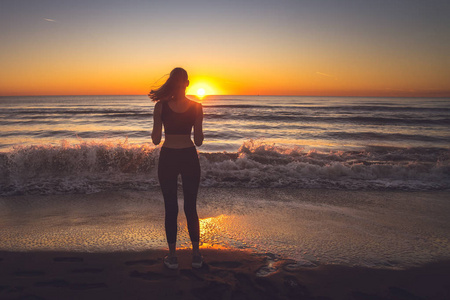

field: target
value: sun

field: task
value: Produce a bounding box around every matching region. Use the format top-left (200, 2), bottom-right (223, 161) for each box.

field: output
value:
top-left (197, 88), bottom-right (206, 98)
top-left (186, 80), bottom-right (218, 98)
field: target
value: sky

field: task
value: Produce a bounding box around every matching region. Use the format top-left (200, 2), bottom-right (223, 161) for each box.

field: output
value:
top-left (0, 0), bottom-right (449, 97)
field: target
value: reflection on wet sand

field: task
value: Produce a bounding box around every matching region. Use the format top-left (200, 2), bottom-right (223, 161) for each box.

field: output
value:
top-left (1, 188), bottom-right (450, 269)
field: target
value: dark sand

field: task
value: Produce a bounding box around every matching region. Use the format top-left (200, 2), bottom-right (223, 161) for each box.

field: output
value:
top-left (1, 249), bottom-right (449, 300)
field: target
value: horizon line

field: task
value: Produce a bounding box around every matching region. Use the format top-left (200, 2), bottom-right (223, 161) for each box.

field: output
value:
top-left (1, 94), bottom-right (450, 98)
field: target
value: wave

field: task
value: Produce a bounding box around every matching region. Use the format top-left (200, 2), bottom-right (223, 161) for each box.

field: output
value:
top-left (4, 112), bottom-right (448, 127)
top-left (1, 140), bottom-right (449, 195)
top-left (2, 110), bottom-right (153, 119)
top-left (204, 104), bottom-right (450, 113)
top-left (4, 105), bottom-right (449, 127)
top-left (204, 113), bottom-right (450, 126)
top-left (2, 108), bottom-right (147, 115)
top-left (5, 104), bottom-right (450, 115)
top-left (324, 132), bottom-right (450, 142)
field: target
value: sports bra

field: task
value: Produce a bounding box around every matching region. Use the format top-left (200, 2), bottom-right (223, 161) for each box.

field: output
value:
top-left (161, 101), bottom-right (198, 135)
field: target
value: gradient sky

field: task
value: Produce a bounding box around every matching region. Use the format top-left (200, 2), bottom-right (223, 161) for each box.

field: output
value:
top-left (1, 0), bottom-right (449, 97)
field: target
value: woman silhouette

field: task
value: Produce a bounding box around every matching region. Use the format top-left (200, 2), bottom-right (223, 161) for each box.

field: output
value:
top-left (149, 68), bottom-right (204, 269)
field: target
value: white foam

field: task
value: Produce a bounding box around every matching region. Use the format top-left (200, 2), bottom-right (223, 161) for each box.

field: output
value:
top-left (1, 139), bottom-right (448, 195)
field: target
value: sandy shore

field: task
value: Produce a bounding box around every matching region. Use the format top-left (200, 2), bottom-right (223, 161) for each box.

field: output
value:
top-left (2, 189), bottom-right (450, 268)
top-left (1, 188), bottom-right (450, 299)
top-left (1, 249), bottom-right (449, 300)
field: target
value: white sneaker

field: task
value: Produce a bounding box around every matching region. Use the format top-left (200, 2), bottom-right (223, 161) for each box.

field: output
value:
top-left (164, 256), bottom-right (178, 270)
top-left (192, 255), bottom-right (203, 269)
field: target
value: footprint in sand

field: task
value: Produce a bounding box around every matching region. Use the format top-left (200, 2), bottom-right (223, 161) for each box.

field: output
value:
top-left (283, 259), bottom-right (317, 272)
top-left (255, 266), bottom-right (278, 277)
top-left (255, 253), bottom-right (282, 277)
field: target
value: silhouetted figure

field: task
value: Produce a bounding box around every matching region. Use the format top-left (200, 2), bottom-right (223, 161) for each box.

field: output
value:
top-left (149, 68), bottom-right (204, 269)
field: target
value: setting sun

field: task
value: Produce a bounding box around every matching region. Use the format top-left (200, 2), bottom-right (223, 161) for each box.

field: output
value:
top-left (187, 79), bottom-right (220, 97)
top-left (197, 88), bottom-right (205, 98)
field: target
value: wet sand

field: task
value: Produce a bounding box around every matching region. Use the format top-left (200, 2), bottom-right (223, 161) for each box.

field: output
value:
top-left (1, 249), bottom-right (449, 300)
top-left (1, 189), bottom-right (450, 268)
top-left (1, 188), bottom-right (450, 299)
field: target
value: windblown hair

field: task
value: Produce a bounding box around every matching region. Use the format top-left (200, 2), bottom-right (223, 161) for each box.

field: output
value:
top-left (148, 68), bottom-right (188, 102)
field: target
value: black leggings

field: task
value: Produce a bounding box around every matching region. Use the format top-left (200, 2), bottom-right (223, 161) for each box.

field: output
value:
top-left (158, 146), bottom-right (200, 244)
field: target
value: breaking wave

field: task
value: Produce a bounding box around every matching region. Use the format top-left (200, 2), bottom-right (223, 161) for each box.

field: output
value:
top-left (1, 140), bottom-right (449, 195)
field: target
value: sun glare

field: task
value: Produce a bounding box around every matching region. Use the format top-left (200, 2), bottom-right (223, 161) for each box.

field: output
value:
top-left (186, 79), bottom-right (219, 98)
top-left (197, 88), bottom-right (206, 98)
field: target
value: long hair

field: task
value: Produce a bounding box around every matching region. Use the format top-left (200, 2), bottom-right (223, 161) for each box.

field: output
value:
top-left (148, 68), bottom-right (188, 102)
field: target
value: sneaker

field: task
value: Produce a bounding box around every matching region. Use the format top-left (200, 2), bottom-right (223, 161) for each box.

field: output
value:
top-left (163, 256), bottom-right (178, 270)
top-left (192, 255), bottom-right (203, 269)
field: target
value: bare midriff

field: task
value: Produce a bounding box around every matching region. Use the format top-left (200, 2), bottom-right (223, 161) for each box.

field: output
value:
top-left (162, 134), bottom-right (195, 149)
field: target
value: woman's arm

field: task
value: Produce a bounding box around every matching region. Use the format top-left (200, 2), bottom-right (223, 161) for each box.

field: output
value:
top-left (151, 102), bottom-right (162, 145)
top-left (193, 103), bottom-right (204, 147)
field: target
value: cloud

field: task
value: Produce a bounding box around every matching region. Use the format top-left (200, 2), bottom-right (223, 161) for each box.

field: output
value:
top-left (316, 72), bottom-right (333, 77)
top-left (44, 18), bottom-right (57, 22)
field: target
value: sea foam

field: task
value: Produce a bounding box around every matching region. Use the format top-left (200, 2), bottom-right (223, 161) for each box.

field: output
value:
top-left (0, 139), bottom-right (449, 195)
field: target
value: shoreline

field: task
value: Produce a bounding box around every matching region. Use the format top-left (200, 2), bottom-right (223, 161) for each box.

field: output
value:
top-left (1, 249), bottom-right (450, 300)
top-left (2, 188), bottom-right (450, 298)
top-left (1, 188), bottom-right (450, 268)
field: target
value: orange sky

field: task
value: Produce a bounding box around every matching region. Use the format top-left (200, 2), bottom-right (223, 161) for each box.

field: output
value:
top-left (1, 1), bottom-right (449, 97)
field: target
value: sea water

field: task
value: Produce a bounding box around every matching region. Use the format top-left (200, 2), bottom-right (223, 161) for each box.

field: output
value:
top-left (0, 95), bottom-right (449, 195)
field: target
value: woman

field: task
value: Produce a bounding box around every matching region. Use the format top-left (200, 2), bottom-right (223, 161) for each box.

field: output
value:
top-left (149, 68), bottom-right (204, 269)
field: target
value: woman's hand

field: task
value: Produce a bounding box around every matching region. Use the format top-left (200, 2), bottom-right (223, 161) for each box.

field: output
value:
top-left (193, 103), bottom-right (204, 147)
top-left (151, 102), bottom-right (162, 145)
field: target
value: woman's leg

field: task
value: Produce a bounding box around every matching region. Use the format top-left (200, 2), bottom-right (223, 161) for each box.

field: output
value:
top-left (158, 148), bottom-right (179, 254)
top-left (180, 147), bottom-right (201, 254)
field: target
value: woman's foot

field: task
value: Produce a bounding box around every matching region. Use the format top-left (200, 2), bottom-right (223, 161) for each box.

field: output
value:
top-left (192, 254), bottom-right (203, 269)
top-left (163, 255), bottom-right (178, 270)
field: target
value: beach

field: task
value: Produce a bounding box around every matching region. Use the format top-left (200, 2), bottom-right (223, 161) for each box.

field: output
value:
top-left (1, 188), bottom-right (450, 299)
top-left (2, 0), bottom-right (450, 296)
top-left (1, 95), bottom-right (449, 299)
top-left (2, 249), bottom-right (450, 300)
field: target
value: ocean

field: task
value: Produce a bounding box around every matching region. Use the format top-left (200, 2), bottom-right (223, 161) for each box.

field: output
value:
top-left (1, 95), bottom-right (450, 268)
top-left (0, 95), bottom-right (449, 195)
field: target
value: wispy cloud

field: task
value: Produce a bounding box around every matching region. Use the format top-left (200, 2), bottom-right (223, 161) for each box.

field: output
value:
top-left (316, 72), bottom-right (333, 77)
top-left (44, 18), bottom-right (57, 22)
